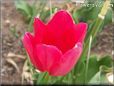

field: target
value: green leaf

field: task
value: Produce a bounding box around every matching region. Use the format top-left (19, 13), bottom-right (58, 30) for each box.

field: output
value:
top-left (89, 71), bottom-right (109, 84)
top-left (100, 65), bottom-right (112, 73)
top-left (86, 56), bottom-right (100, 82)
top-left (89, 71), bottom-right (101, 84)
top-left (74, 55), bottom-right (112, 84)
top-left (74, 56), bottom-right (100, 84)
top-left (104, 8), bottom-right (113, 25)
top-left (74, 60), bottom-right (85, 84)
top-left (89, 65), bottom-right (111, 84)
top-left (86, 55), bottom-right (112, 83)
top-left (15, 0), bottom-right (33, 22)
top-left (98, 55), bottom-right (113, 67)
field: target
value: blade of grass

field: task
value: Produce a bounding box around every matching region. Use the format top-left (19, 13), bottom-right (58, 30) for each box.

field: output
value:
top-left (84, 36), bottom-right (92, 84)
top-left (49, 0), bottom-right (52, 17)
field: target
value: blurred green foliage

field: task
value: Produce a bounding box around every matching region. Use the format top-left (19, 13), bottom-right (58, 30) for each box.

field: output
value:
top-left (15, 0), bottom-right (34, 22)
top-left (74, 55), bottom-right (113, 84)
top-left (15, 0), bottom-right (113, 85)
top-left (15, 0), bottom-right (58, 32)
top-left (72, 0), bottom-right (113, 26)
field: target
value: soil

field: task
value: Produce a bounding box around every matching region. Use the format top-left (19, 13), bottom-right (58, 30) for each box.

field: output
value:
top-left (1, 0), bottom-right (28, 84)
top-left (91, 24), bottom-right (114, 57)
top-left (0, 0), bottom-right (113, 85)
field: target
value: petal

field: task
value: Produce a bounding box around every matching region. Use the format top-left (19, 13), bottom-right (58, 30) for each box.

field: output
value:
top-left (47, 10), bottom-right (74, 29)
top-left (74, 23), bottom-right (88, 43)
top-left (50, 42), bottom-right (82, 76)
top-left (33, 18), bottom-right (46, 43)
top-left (22, 32), bottom-right (44, 71)
top-left (42, 10), bottom-right (77, 53)
top-left (35, 44), bottom-right (62, 72)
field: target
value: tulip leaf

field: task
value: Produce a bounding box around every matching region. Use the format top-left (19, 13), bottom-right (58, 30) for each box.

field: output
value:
top-left (85, 56), bottom-right (100, 82)
top-left (89, 65), bottom-right (111, 84)
top-left (74, 55), bottom-right (112, 84)
top-left (66, 72), bottom-right (73, 84)
top-left (88, 71), bottom-right (109, 84)
top-left (86, 55), bottom-right (112, 83)
top-left (74, 60), bottom-right (85, 84)
top-left (74, 56), bottom-right (99, 84)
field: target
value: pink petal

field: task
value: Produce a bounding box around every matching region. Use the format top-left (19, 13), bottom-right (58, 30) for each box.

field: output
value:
top-left (33, 11), bottom-right (87, 54)
top-left (47, 10), bottom-right (74, 29)
top-left (74, 23), bottom-right (88, 43)
top-left (35, 44), bottom-right (62, 72)
top-left (33, 18), bottom-right (46, 43)
top-left (22, 32), bottom-right (45, 71)
top-left (50, 42), bottom-right (82, 76)
top-left (42, 10), bottom-right (77, 53)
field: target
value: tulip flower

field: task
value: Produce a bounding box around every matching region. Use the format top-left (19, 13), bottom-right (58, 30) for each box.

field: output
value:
top-left (22, 10), bottom-right (87, 76)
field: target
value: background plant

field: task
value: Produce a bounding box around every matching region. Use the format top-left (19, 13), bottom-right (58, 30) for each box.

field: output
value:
top-left (15, 0), bottom-right (113, 85)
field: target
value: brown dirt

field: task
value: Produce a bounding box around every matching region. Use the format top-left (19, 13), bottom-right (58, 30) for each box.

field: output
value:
top-left (1, 0), bottom-right (28, 84)
top-left (91, 24), bottom-right (114, 57)
top-left (1, 0), bottom-right (113, 85)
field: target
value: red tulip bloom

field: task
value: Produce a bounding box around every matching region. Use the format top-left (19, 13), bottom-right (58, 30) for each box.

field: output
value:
top-left (22, 10), bottom-right (87, 76)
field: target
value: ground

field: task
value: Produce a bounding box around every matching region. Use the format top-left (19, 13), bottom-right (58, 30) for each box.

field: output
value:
top-left (1, 0), bottom-right (113, 84)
